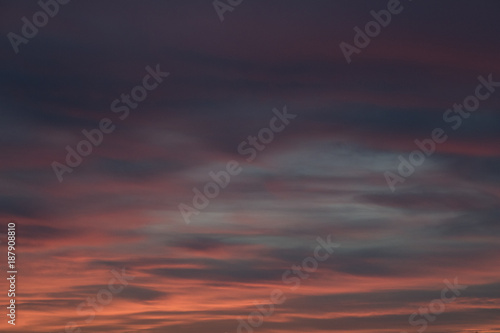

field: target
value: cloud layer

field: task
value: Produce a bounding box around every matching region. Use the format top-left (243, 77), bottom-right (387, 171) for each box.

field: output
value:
top-left (0, 0), bottom-right (499, 332)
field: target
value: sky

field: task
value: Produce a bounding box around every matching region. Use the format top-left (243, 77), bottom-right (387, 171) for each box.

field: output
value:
top-left (0, 0), bottom-right (500, 332)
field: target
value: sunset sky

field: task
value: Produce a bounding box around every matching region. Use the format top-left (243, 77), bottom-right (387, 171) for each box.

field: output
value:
top-left (1, 1), bottom-right (500, 332)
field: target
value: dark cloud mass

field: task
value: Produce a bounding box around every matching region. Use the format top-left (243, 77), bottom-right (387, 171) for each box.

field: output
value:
top-left (0, 0), bottom-right (499, 332)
